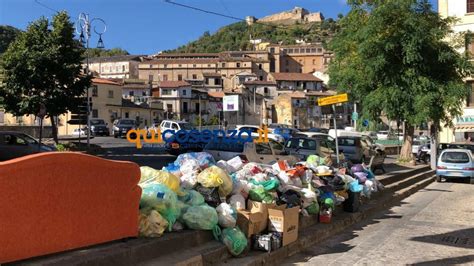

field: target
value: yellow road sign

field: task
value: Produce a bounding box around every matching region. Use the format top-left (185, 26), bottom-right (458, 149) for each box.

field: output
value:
top-left (317, 93), bottom-right (349, 106)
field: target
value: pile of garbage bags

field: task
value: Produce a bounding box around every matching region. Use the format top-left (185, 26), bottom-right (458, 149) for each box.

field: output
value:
top-left (137, 152), bottom-right (384, 256)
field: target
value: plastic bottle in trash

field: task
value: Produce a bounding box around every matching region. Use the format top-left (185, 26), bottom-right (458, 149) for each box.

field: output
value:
top-left (304, 170), bottom-right (313, 185)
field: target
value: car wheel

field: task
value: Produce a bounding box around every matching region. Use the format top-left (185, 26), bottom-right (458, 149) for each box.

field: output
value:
top-left (436, 176), bottom-right (442, 182)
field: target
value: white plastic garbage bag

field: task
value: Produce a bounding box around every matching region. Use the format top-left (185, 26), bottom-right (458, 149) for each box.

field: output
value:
top-left (180, 171), bottom-right (198, 189)
top-left (180, 158), bottom-right (201, 173)
top-left (227, 156), bottom-right (244, 172)
top-left (229, 194), bottom-right (246, 210)
top-left (216, 203), bottom-right (237, 228)
top-left (216, 160), bottom-right (234, 174)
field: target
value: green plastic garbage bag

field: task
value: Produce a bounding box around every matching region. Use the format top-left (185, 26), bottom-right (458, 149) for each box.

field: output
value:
top-left (323, 198), bottom-right (335, 210)
top-left (176, 200), bottom-right (190, 224)
top-left (140, 183), bottom-right (179, 231)
top-left (249, 179), bottom-right (280, 191)
top-left (221, 227), bottom-right (248, 256)
top-left (306, 155), bottom-right (326, 167)
top-left (306, 201), bottom-right (320, 215)
top-left (248, 187), bottom-right (274, 203)
top-left (182, 204), bottom-right (221, 239)
top-left (178, 189), bottom-right (205, 206)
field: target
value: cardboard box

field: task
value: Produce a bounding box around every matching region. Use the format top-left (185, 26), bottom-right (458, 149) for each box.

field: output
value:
top-left (247, 200), bottom-right (274, 232)
top-left (237, 210), bottom-right (266, 238)
top-left (267, 205), bottom-right (299, 246)
top-left (237, 200), bottom-right (277, 238)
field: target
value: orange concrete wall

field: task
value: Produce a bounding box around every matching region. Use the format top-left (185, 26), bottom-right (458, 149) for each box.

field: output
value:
top-left (0, 152), bottom-right (141, 263)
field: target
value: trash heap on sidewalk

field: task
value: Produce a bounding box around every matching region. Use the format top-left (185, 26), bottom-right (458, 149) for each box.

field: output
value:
top-left (138, 152), bottom-right (384, 256)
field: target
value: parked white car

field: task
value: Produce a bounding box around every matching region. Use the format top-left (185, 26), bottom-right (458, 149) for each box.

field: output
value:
top-left (159, 120), bottom-right (193, 139)
top-left (235, 125), bottom-right (285, 143)
top-left (160, 120), bottom-right (193, 132)
top-left (72, 127), bottom-right (90, 136)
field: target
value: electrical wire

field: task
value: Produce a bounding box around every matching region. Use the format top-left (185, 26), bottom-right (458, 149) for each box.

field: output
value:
top-left (34, 0), bottom-right (59, 13)
top-left (164, 0), bottom-right (243, 21)
top-left (163, 0), bottom-right (290, 30)
top-left (218, 0), bottom-right (234, 18)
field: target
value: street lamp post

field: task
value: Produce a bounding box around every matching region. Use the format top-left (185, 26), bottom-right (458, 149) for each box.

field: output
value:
top-left (76, 13), bottom-right (106, 149)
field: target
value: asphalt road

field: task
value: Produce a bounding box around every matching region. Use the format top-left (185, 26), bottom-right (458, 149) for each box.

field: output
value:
top-left (88, 136), bottom-right (403, 170)
top-left (91, 136), bottom-right (177, 169)
top-left (283, 181), bottom-right (474, 265)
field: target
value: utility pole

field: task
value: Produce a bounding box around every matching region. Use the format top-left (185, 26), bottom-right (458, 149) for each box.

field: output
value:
top-left (76, 13), bottom-right (106, 149)
top-left (199, 94), bottom-right (202, 130)
top-left (354, 102), bottom-right (357, 131)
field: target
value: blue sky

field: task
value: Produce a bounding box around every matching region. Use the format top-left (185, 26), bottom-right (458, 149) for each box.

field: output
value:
top-left (0, 0), bottom-right (438, 55)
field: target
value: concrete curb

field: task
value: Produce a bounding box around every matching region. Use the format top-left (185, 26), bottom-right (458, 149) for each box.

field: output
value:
top-left (222, 171), bottom-right (435, 266)
top-left (18, 169), bottom-right (434, 266)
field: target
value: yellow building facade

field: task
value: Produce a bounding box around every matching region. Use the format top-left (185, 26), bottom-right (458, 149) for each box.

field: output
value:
top-left (439, 0), bottom-right (474, 142)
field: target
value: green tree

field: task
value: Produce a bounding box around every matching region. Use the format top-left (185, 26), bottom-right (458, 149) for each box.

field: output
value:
top-left (87, 47), bottom-right (129, 57)
top-left (166, 19), bottom-right (339, 53)
top-left (208, 115), bottom-right (220, 126)
top-left (0, 11), bottom-right (90, 143)
top-left (328, 0), bottom-right (472, 161)
top-left (0, 25), bottom-right (21, 55)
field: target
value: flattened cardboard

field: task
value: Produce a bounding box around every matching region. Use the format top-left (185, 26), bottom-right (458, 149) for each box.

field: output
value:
top-left (267, 205), bottom-right (299, 246)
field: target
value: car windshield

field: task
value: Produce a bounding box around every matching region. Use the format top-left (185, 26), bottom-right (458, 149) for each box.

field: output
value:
top-left (285, 138), bottom-right (316, 150)
top-left (178, 123), bottom-right (193, 130)
top-left (204, 137), bottom-right (244, 153)
top-left (90, 120), bottom-right (105, 125)
top-left (20, 134), bottom-right (38, 144)
top-left (441, 152), bottom-right (470, 164)
top-left (413, 140), bottom-right (421, 146)
top-left (338, 138), bottom-right (357, 146)
top-left (119, 120), bottom-right (135, 125)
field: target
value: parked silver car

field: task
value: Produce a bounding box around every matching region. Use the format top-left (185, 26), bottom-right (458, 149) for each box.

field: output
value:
top-left (284, 136), bottom-right (337, 161)
top-left (203, 137), bottom-right (298, 164)
top-left (337, 136), bottom-right (385, 168)
top-left (436, 149), bottom-right (474, 183)
top-left (0, 131), bottom-right (56, 161)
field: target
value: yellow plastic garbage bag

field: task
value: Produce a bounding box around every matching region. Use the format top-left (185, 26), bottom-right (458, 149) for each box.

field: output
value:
top-left (140, 166), bottom-right (183, 195)
top-left (197, 165), bottom-right (233, 197)
top-left (138, 210), bottom-right (169, 237)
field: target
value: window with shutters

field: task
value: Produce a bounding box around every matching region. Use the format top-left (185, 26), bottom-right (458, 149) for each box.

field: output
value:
top-left (467, 82), bottom-right (474, 107)
top-left (92, 85), bottom-right (98, 97)
top-left (468, 0), bottom-right (474, 13)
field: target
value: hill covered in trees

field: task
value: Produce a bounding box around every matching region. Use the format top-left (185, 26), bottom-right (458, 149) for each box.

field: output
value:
top-left (0, 26), bottom-right (21, 54)
top-left (167, 17), bottom-right (340, 53)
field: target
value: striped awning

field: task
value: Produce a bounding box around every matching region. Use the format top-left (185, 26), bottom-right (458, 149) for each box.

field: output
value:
top-left (454, 124), bottom-right (474, 132)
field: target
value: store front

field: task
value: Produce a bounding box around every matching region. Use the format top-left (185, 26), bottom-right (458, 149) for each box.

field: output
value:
top-left (454, 115), bottom-right (474, 142)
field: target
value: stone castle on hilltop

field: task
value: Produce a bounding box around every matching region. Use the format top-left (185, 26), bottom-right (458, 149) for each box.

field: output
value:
top-left (246, 7), bottom-right (324, 26)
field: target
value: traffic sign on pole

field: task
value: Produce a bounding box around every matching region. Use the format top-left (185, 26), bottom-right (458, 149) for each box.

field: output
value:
top-left (317, 93), bottom-right (349, 106)
top-left (352, 112), bottom-right (358, 121)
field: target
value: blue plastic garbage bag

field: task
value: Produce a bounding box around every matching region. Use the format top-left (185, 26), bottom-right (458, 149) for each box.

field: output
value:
top-left (349, 180), bottom-right (363, 193)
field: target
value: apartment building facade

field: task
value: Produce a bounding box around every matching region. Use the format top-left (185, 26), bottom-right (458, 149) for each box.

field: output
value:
top-left (267, 43), bottom-right (332, 74)
top-left (138, 53), bottom-right (270, 91)
top-left (87, 55), bottom-right (142, 79)
top-left (439, 0), bottom-right (474, 142)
